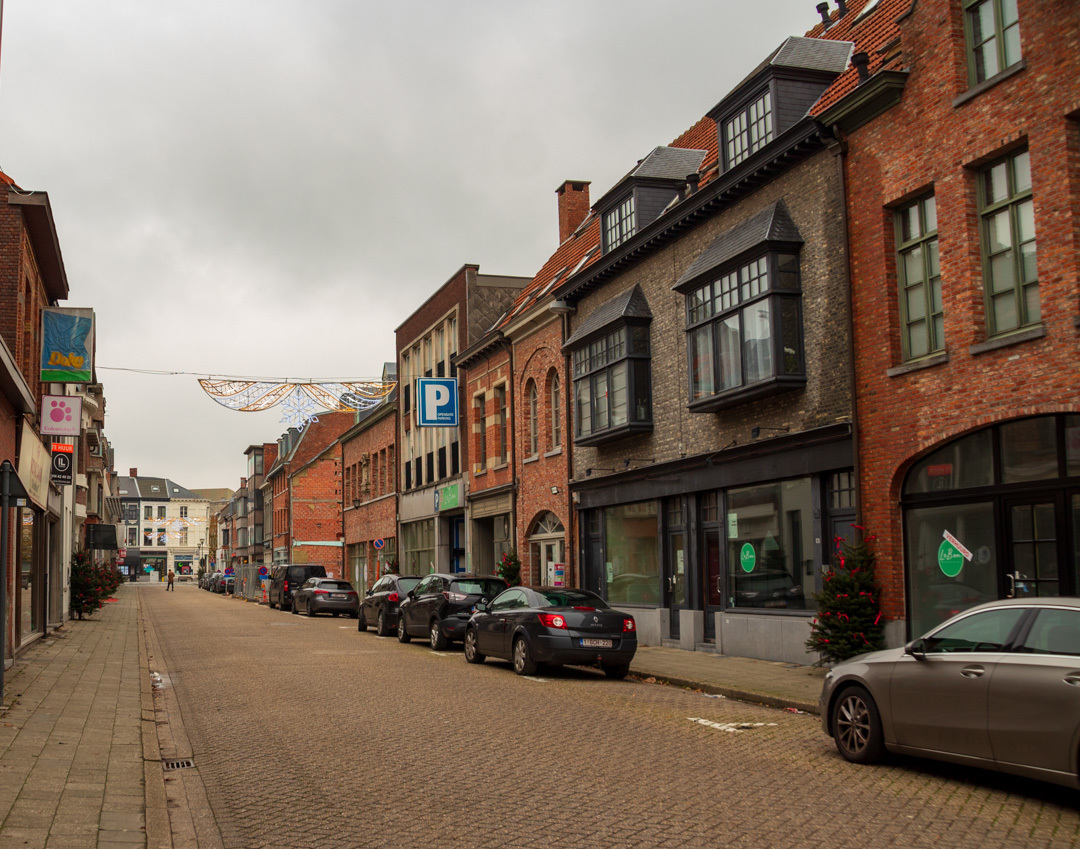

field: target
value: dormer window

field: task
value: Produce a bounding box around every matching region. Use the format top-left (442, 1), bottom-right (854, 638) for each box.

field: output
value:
top-left (725, 90), bottom-right (773, 169)
top-left (604, 195), bottom-right (636, 252)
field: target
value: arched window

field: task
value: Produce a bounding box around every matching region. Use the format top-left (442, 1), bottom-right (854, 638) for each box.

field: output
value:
top-left (550, 371), bottom-right (561, 449)
top-left (527, 381), bottom-right (538, 457)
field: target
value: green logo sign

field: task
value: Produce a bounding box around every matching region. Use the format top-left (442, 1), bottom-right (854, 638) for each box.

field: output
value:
top-left (937, 540), bottom-right (965, 578)
top-left (436, 484), bottom-right (460, 511)
top-left (739, 543), bottom-right (756, 573)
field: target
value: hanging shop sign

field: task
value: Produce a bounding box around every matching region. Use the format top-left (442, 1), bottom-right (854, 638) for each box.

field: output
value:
top-left (16, 421), bottom-right (51, 509)
top-left (41, 307), bottom-right (94, 383)
top-left (50, 442), bottom-right (74, 486)
top-left (39, 395), bottom-right (82, 437)
top-left (416, 378), bottom-right (458, 427)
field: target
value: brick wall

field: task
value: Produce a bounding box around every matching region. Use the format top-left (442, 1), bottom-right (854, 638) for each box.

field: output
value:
top-left (464, 345), bottom-right (514, 489)
top-left (289, 449), bottom-right (343, 575)
top-left (343, 407), bottom-right (399, 586)
top-left (842, 0), bottom-right (1080, 620)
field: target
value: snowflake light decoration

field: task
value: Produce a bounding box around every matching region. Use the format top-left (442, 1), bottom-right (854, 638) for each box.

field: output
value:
top-left (279, 388), bottom-right (321, 430)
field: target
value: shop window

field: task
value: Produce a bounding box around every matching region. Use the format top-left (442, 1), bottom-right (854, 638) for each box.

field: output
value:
top-left (905, 429), bottom-right (995, 494)
top-left (965, 0), bottom-right (1022, 87)
top-left (979, 149), bottom-right (1037, 335)
top-left (603, 501), bottom-right (660, 605)
top-left (896, 195), bottom-right (943, 360)
top-left (726, 478), bottom-right (815, 611)
top-left (402, 520), bottom-right (434, 576)
top-left (1000, 417), bottom-right (1058, 483)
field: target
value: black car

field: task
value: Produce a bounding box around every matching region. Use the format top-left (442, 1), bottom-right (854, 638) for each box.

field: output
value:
top-left (464, 586), bottom-right (637, 679)
top-left (358, 574), bottom-right (422, 636)
top-left (204, 571), bottom-right (222, 591)
top-left (398, 573), bottom-right (508, 650)
top-left (291, 578), bottom-right (360, 618)
top-left (267, 564), bottom-right (328, 611)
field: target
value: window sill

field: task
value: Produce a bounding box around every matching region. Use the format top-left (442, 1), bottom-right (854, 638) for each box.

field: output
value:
top-left (969, 324), bottom-right (1046, 356)
top-left (574, 421), bottom-right (653, 448)
top-left (688, 375), bottom-right (805, 414)
top-left (886, 351), bottom-right (950, 378)
top-left (952, 60), bottom-right (1026, 109)
top-left (722, 607), bottom-right (815, 618)
top-left (492, 462), bottom-right (509, 472)
top-left (473, 469), bottom-right (487, 478)
top-left (544, 447), bottom-right (563, 458)
top-left (521, 455), bottom-right (539, 466)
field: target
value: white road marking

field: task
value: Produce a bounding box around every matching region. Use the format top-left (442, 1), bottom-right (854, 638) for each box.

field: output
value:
top-left (688, 718), bottom-right (778, 733)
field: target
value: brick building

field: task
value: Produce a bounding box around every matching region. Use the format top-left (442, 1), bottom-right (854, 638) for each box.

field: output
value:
top-left (455, 181), bottom-right (596, 584)
top-left (396, 265), bottom-right (527, 575)
top-left (551, 37), bottom-right (860, 660)
top-left (341, 374), bottom-right (398, 590)
top-left (813, 0), bottom-right (1080, 640)
top-left (263, 412), bottom-right (353, 576)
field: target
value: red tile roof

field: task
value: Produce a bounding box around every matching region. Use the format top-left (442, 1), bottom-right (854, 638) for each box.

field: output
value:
top-left (806, 0), bottom-right (913, 115)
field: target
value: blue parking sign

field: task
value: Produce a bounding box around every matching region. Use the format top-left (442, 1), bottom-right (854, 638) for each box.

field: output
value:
top-left (417, 378), bottom-right (458, 427)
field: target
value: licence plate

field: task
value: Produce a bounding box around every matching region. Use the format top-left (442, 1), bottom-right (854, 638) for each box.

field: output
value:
top-left (580, 638), bottom-right (613, 649)
top-left (330, 593), bottom-right (346, 599)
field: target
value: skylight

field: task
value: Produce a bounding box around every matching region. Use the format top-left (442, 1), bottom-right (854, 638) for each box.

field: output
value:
top-left (855, 0), bottom-right (881, 23)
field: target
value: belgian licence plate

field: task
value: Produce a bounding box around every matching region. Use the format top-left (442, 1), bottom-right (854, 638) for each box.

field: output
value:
top-left (580, 638), bottom-right (613, 648)
top-left (331, 593), bottom-right (346, 599)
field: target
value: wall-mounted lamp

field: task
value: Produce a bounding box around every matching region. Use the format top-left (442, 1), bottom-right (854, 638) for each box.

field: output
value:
top-left (550, 485), bottom-right (559, 495)
top-left (750, 426), bottom-right (790, 440)
top-left (352, 498), bottom-right (362, 509)
top-left (623, 457), bottom-right (655, 470)
top-left (585, 467), bottom-right (615, 477)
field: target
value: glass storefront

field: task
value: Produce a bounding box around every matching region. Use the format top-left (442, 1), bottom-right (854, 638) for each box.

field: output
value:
top-left (604, 501), bottom-right (660, 604)
top-left (19, 509), bottom-right (36, 641)
top-left (401, 520), bottom-right (434, 576)
top-left (725, 478), bottom-right (814, 610)
top-left (903, 414), bottom-right (1080, 638)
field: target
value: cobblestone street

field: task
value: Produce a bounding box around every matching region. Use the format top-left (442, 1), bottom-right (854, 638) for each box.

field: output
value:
top-left (141, 586), bottom-right (1080, 849)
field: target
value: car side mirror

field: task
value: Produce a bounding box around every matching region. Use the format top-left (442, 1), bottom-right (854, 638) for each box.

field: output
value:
top-left (905, 638), bottom-right (927, 660)
top-left (365, 589), bottom-right (373, 597)
top-left (475, 600), bottom-right (488, 614)
top-left (406, 590), bottom-right (415, 599)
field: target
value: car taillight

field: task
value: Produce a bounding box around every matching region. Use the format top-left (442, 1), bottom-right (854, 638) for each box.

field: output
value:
top-left (284, 580), bottom-right (289, 592)
top-left (623, 618), bottom-right (636, 632)
top-left (572, 606), bottom-right (597, 611)
top-left (387, 592), bottom-right (399, 603)
top-left (444, 591), bottom-right (468, 602)
top-left (538, 612), bottom-right (568, 629)
top-left (314, 590), bottom-right (329, 596)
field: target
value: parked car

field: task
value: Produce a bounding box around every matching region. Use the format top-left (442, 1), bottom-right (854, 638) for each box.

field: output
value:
top-left (267, 564), bottom-right (328, 611)
top-left (819, 598), bottom-right (1080, 789)
top-left (218, 575), bottom-right (235, 595)
top-left (733, 569), bottom-right (805, 609)
top-left (292, 578), bottom-right (360, 618)
top-left (397, 573), bottom-right (508, 650)
top-left (358, 574), bottom-right (422, 636)
top-left (204, 571), bottom-right (222, 591)
top-left (464, 586), bottom-right (637, 679)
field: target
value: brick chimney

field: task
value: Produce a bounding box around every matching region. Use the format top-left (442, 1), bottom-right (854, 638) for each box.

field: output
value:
top-left (129, 467), bottom-right (137, 477)
top-left (556, 180), bottom-right (591, 244)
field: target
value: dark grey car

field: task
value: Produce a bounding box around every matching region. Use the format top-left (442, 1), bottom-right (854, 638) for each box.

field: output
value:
top-left (464, 587), bottom-right (637, 679)
top-left (397, 573), bottom-right (508, 650)
top-left (291, 578), bottom-right (360, 618)
top-left (819, 598), bottom-right (1080, 789)
top-left (358, 574), bottom-right (421, 636)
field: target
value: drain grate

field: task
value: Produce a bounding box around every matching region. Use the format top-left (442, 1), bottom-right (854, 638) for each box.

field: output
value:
top-left (162, 758), bottom-right (195, 771)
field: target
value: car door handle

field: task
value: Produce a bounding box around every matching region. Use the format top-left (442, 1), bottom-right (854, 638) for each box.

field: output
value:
top-left (1064, 673), bottom-right (1080, 686)
top-left (960, 665), bottom-right (985, 678)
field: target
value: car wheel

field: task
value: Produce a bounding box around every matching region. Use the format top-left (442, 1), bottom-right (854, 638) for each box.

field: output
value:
top-left (268, 597), bottom-right (276, 610)
top-left (376, 610), bottom-right (391, 637)
top-left (429, 619), bottom-right (449, 651)
top-left (357, 609), bottom-right (368, 632)
top-left (397, 616), bottom-right (411, 643)
top-left (603, 664), bottom-right (630, 680)
top-left (512, 636), bottom-right (538, 676)
top-left (291, 601), bottom-right (298, 615)
top-left (464, 628), bottom-right (485, 664)
top-left (306, 601), bottom-right (315, 617)
top-left (832, 685), bottom-right (886, 765)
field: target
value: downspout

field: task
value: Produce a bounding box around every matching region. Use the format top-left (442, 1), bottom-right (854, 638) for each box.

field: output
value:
top-left (561, 310), bottom-right (576, 588)
top-left (831, 124), bottom-right (862, 528)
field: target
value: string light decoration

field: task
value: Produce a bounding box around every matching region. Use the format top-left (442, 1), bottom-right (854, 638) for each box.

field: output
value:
top-left (198, 379), bottom-right (396, 430)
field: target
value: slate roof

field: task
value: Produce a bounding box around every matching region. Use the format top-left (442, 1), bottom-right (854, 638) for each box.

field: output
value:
top-left (673, 201), bottom-right (804, 290)
top-left (115, 476), bottom-right (206, 500)
top-left (631, 146), bottom-right (709, 181)
top-left (772, 35), bottom-right (854, 73)
top-left (564, 285), bottom-right (652, 350)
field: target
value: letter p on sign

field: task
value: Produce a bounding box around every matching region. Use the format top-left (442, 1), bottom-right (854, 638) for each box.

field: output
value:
top-left (417, 378), bottom-right (458, 427)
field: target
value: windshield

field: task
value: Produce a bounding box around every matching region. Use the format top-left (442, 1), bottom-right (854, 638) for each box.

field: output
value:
top-left (536, 590), bottom-right (608, 609)
top-left (396, 577), bottom-right (421, 593)
top-left (451, 579), bottom-right (507, 596)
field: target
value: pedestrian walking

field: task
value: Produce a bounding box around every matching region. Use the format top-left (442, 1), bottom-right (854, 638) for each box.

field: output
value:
top-left (166, 569), bottom-right (175, 591)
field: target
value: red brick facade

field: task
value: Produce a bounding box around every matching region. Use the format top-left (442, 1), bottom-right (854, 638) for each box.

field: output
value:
top-left (342, 403), bottom-right (398, 589)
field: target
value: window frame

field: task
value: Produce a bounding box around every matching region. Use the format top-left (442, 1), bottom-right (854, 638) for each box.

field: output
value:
top-left (603, 193), bottom-right (637, 253)
top-left (977, 148), bottom-right (1037, 337)
top-left (495, 384), bottom-right (508, 465)
top-left (570, 322), bottom-right (652, 447)
top-left (681, 250), bottom-right (805, 412)
top-left (895, 194), bottom-right (943, 361)
top-left (964, 0), bottom-right (1022, 87)
top-left (722, 87), bottom-right (774, 171)
top-left (550, 372), bottom-right (562, 449)
top-left (526, 380), bottom-right (538, 458)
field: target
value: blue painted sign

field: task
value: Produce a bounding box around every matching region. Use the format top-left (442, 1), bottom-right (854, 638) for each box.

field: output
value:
top-left (40, 308), bottom-right (94, 383)
top-left (416, 378), bottom-right (458, 427)
top-left (373, 538), bottom-right (385, 550)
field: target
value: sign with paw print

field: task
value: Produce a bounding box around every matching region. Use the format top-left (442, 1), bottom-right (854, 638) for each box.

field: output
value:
top-left (39, 396), bottom-right (83, 437)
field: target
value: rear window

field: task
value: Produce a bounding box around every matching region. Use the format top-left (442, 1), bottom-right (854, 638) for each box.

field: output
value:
top-left (288, 566), bottom-right (325, 582)
top-left (451, 579), bottom-right (507, 597)
top-left (320, 581), bottom-right (353, 591)
top-left (397, 577), bottom-right (421, 593)
top-left (536, 590), bottom-right (608, 609)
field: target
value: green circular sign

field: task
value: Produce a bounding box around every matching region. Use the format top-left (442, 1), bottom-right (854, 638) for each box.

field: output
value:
top-left (937, 540), bottom-right (965, 578)
top-left (739, 543), bottom-right (756, 573)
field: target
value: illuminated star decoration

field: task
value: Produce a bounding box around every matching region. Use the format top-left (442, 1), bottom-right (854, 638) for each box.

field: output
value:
top-left (198, 378), bottom-right (396, 430)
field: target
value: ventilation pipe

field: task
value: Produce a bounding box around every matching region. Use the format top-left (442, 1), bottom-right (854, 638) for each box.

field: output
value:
top-left (817, 2), bottom-right (833, 27)
top-left (852, 52), bottom-right (870, 83)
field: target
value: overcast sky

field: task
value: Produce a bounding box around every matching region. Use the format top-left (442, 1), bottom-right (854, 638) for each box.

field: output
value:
top-left (0, 0), bottom-right (823, 491)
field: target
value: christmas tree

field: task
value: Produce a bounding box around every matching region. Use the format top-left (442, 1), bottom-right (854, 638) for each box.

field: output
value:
top-left (806, 531), bottom-right (886, 663)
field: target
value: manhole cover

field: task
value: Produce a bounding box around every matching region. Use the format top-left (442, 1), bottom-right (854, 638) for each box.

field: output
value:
top-left (163, 758), bottom-right (195, 771)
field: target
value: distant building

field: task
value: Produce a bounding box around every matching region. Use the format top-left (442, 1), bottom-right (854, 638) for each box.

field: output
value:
top-left (115, 470), bottom-right (210, 581)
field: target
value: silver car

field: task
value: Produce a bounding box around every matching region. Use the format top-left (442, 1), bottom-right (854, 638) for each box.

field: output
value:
top-left (820, 598), bottom-right (1080, 789)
